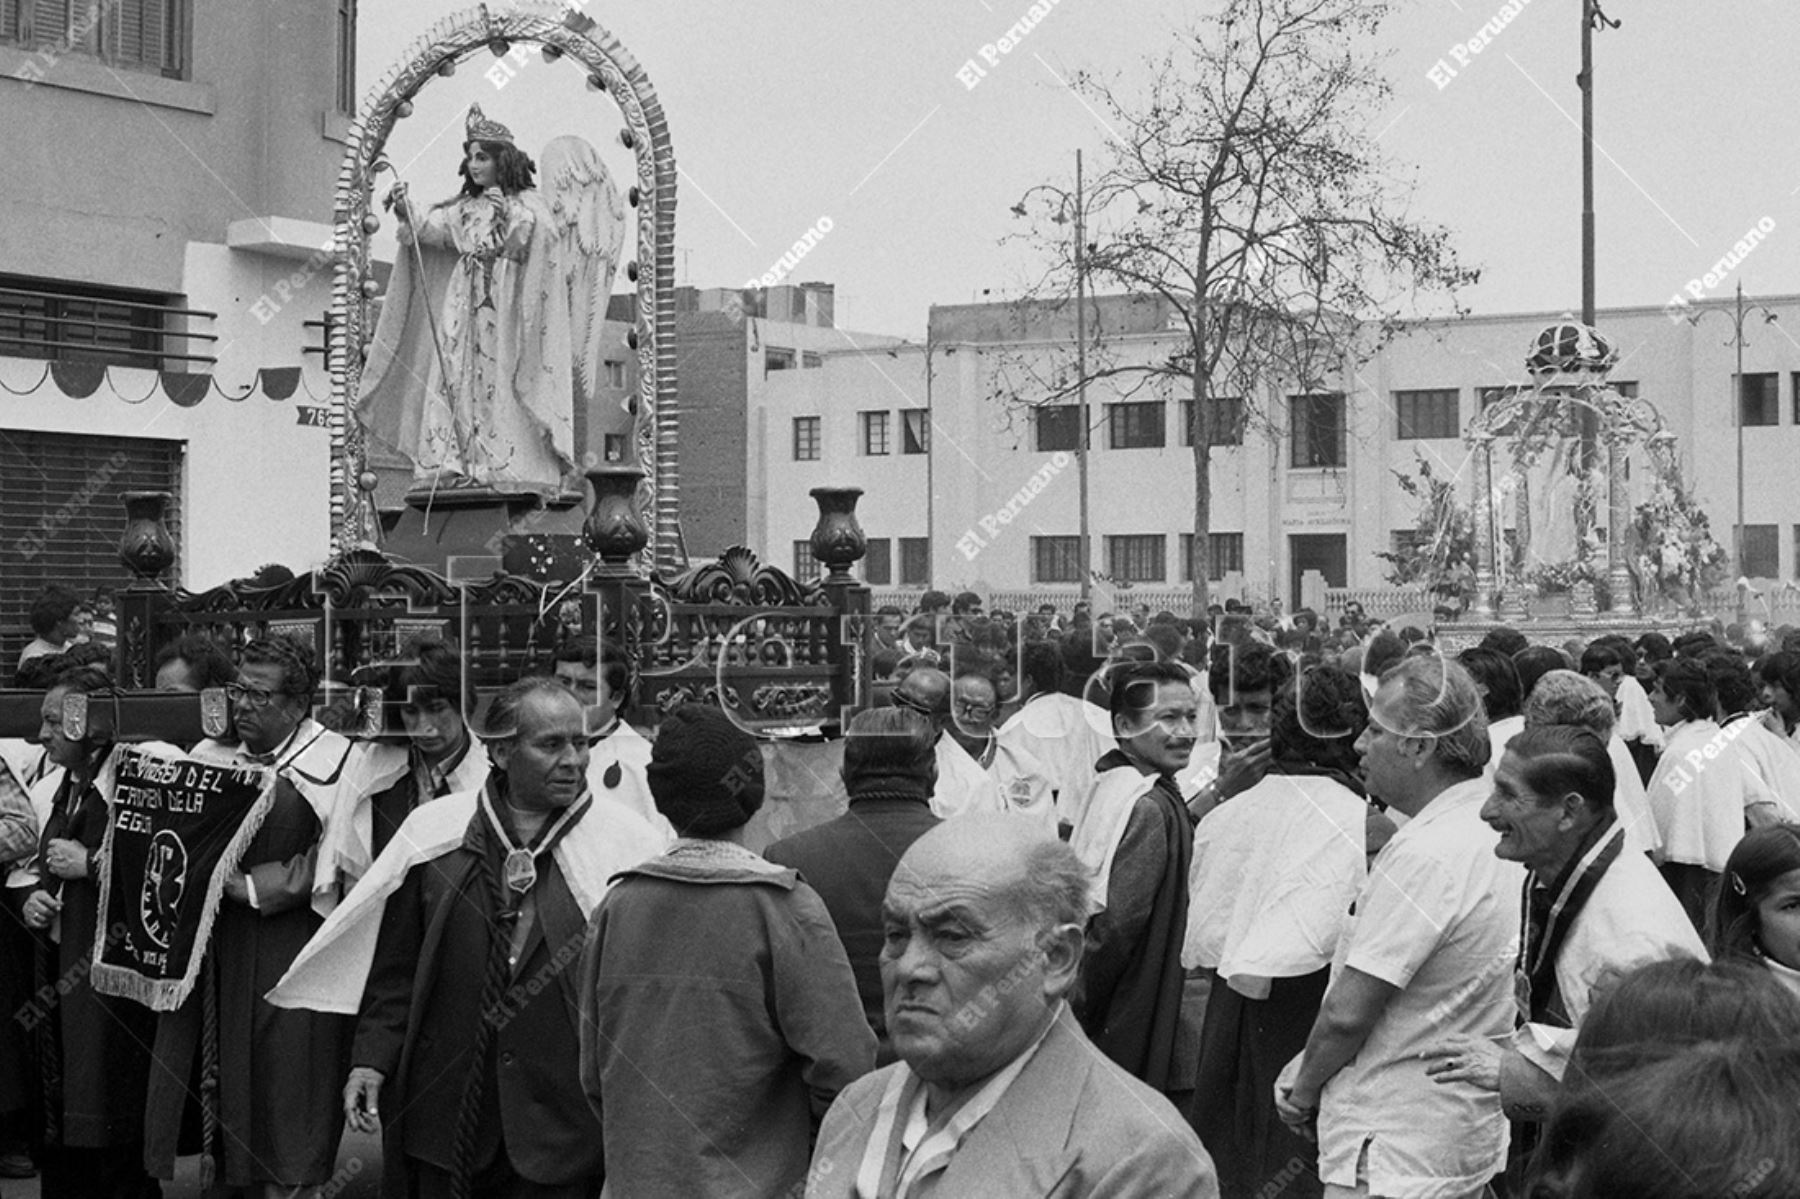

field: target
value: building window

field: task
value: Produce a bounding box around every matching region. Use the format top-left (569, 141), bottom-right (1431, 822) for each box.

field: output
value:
top-left (1393, 389), bottom-right (1460, 440)
top-left (793, 540), bottom-right (821, 583)
top-left (1180, 532), bottom-right (1244, 581)
top-left (1106, 534), bottom-right (1165, 583)
top-left (0, 274), bottom-right (179, 370)
top-left (1290, 392), bottom-right (1346, 468)
top-left (602, 434), bottom-right (625, 463)
top-left (766, 347), bottom-right (797, 372)
top-left (1108, 401), bottom-right (1165, 449)
top-left (792, 416), bottom-right (821, 461)
top-left (1032, 536), bottom-right (1083, 584)
top-left (334, 0), bottom-right (356, 113)
top-left (1180, 532), bottom-right (1238, 579)
top-left (1740, 525), bottom-right (1778, 578)
top-left (899, 538), bottom-right (930, 586)
top-left (1793, 374), bottom-right (1800, 425)
top-left (863, 538), bottom-right (891, 585)
top-left (860, 411), bottom-right (890, 456)
top-left (1740, 373), bottom-right (1779, 427)
top-left (603, 360), bottom-right (625, 389)
top-left (1, 0), bottom-right (188, 78)
top-left (0, 431), bottom-right (183, 667)
top-left (1036, 405), bottom-right (1083, 453)
top-left (1179, 397), bottom-right (1244, 447)
top-left (901, 409), bottom-right (929, 454)
top-left (801, 350), bottom-right (823, 369)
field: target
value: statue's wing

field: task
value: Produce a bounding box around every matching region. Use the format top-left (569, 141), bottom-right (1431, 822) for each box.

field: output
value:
top-left (538, 135), bottom-right (627, 401)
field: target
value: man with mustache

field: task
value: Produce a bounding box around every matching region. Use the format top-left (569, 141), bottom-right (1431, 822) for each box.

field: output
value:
top-left (1068, 660), bottom-right (1201, 1095)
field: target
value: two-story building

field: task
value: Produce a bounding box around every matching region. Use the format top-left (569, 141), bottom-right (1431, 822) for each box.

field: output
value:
top-left (743, 289), bottom-right (1800, 612)
top-left (0, 0), bottom-right (360, 660)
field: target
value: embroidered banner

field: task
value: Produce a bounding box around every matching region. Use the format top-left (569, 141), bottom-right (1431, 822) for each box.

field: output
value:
top-left (90, 747), bottom-right (276, 1010)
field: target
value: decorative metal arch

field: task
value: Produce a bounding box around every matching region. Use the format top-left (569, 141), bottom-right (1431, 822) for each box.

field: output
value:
top-left (1463, 380), bottom-right (1672, 619)
top-left (328, 1), bottom-right (678, 571)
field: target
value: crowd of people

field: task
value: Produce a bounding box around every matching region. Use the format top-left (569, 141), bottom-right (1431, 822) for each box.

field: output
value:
top-left (2, 578), bottom-right (1799, 1198)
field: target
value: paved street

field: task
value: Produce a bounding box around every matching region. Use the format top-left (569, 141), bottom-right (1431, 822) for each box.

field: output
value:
top-left (3, 1129), bottom-right (383, 1198)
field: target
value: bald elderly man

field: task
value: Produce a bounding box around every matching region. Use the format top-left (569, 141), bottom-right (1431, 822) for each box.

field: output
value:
top-left (805, 815), bottom-right (1218, 1197)
top-left (892, 667), bottom-right (1007, 819)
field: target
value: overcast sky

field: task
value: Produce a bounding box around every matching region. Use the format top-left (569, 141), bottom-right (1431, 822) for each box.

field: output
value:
top-left (360, 1), bottom-right (1800, 338)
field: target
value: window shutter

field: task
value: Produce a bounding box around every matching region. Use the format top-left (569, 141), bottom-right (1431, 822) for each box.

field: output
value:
top-left (28, 0), bottom-right (69, 47)
top-left (0, 432), bottom-right (183, 668)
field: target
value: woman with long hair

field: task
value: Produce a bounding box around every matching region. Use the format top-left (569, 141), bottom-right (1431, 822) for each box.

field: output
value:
top-left (1708, 823), bottom-right (1800, 1000)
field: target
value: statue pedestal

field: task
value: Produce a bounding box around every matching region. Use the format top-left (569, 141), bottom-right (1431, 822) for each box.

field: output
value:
top-left (380, 485), bottom-right (588, 581)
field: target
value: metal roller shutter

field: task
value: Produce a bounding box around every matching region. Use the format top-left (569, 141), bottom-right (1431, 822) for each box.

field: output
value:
top-left (0, 429), bottom-right (182, 673)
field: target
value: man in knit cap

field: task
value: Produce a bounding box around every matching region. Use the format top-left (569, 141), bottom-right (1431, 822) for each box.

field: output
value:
top-left (580, 703), bottom-right (875, 1198)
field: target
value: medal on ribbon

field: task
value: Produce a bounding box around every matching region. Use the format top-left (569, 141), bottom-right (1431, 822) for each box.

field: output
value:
top-left (503, 847), bottom-right (537, 894)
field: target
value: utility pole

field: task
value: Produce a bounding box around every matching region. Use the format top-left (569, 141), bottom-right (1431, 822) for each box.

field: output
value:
top-left (1576, 2), bottom-right (1619, 520)
top-left (1075, 149), bottom-right (1091, 603)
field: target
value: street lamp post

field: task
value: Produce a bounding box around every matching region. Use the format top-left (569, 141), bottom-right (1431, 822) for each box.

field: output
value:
top-left (1011, 153), bottom-right (1094, 604)
top-left (1689, 281), bottom-right (1779, 621)
top-left (1576, 1), bottom-right (1620, 506)
top-left (1074, 149), bottom-right (1091, 604)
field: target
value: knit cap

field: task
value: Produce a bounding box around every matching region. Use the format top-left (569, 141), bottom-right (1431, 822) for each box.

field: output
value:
top-left (647, 703), bottom-right (765, 835)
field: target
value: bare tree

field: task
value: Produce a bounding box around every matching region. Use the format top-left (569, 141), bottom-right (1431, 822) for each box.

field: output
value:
top-left (1002, 0), bottom-right (1478, 612)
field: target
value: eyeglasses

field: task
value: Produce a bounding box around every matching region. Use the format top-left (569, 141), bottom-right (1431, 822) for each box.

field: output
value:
top-left (225, 683), bottom-right (282, 709)
top-left (954, 700), bottom-right (994, 719)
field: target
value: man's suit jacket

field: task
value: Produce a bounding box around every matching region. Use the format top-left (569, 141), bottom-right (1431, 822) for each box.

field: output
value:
top-left (764, 795), bottom-right (940, 1063)
top-left (805, 1007), bottom-right (1219, 1198)
top-left (353, 814), bottom-right (600, 1189)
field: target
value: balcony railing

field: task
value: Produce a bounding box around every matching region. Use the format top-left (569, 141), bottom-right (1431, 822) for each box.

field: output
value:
top-left (0, 281), bottom-right (218, 372)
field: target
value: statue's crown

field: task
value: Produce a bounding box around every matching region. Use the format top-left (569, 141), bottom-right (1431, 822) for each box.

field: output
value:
top-left (465, 103), bottom-right (514, 145)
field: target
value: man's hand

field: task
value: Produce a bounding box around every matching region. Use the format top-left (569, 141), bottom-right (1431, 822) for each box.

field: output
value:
top-left (44, 838), bottom-right (88, 881)
top-left (223, 873), bottom-right (251, 905)
top-left (344, 1067), bottom-right (385, 1133)
top-left (21, 889), bottom-right (60, 931)
top-left (1273, 1052), bottom-right (1318, 1143)
top-left (1216, 736), bottom-right (1272, 801)
top-left (1422, 1034), bottom-right (1503, 1092)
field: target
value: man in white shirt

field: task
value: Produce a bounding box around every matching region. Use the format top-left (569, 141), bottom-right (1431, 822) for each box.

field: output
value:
top-left (1458, 645), bottom-right (1526, 777)
top-left (946, 671), bottom-right (1056, 829)
top-left (1424, 724), bottom-right (1704, 1189)
top-left (995, 641), bottom-right (1111, 832)
top-left (893, 667), bottom-right (1006, 819)
top-left (1278, 655), bottom-right (1523, 1199)
top-left (552, 635), bottom-right (672, 840)
top-left (1645, 660), bottom-right (1784, 929)
top-left (806, 815), bottom-right (1218, 1197)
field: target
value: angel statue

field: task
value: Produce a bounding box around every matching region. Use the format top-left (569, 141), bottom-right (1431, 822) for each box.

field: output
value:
top-left (356, 103), bottom-right (627, 498)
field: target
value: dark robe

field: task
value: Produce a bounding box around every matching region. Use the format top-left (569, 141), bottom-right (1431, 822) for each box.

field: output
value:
top-left (1077, 751), bottom-right (1195, 1093)
top-left (15, 769), bottom-right (157, 1150)
top-left (353, 807), bottom-right (602, 1197)
top-left (143, 780), bottom-right (352, 1187)
top-left (1189, 968), bottom-right (1327, 1199)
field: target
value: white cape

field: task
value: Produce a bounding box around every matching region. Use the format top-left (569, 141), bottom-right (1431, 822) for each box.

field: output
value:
top-left (266, 785), bottom-right (667, 1014)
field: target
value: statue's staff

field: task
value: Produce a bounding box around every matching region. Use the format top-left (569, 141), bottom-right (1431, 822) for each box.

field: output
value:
top-left (372, 161), bottom-right (472, 474)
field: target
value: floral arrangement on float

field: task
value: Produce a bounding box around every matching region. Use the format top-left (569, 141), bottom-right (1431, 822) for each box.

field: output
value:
top-left (1628, 476), bottom-right (1729, 613)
